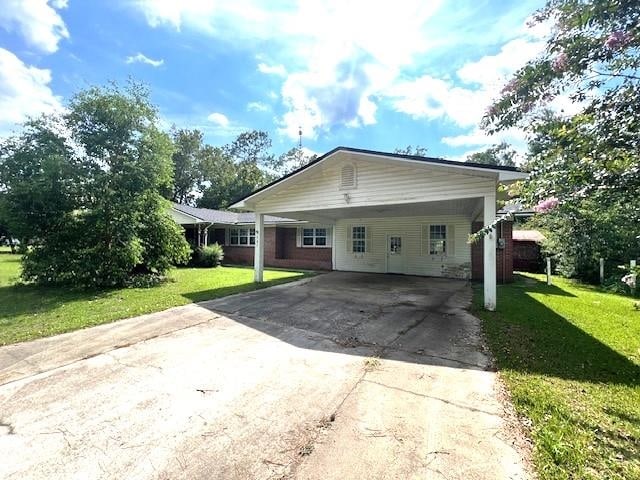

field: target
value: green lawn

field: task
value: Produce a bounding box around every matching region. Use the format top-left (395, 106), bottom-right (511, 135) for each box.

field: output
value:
top-left (472, 273), bottom-right (640, 480)
top-left (0, 250), bottom-right (311, 346)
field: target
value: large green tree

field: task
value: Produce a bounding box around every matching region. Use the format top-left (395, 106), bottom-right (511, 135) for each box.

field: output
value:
top-left (170, 128), bottom-right (205, 205)
top-left (0, 82), bottom-right (190, 287)
top-left (198, 130), bottom-right (274, 209)
top-left (265, 147), bottom-right (317, 176)
top-left (466, 142), bottom-right (516, 167)
top-left (484, 0), bottom-right (640, 282)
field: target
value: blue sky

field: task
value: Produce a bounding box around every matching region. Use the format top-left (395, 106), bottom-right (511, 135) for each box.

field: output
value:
top-left (0, 0), bottom-right (550, 160)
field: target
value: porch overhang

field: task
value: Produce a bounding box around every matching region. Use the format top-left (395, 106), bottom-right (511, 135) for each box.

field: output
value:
top-left (230, 147), bottom-right (529, 312)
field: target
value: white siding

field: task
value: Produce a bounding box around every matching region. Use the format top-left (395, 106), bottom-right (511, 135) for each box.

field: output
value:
top-left (255, 155), bottom-right (495, 213)
top-left (170, 209), bottom-right (199, 225)
top-left (335, 215), bottom-right (471, 279)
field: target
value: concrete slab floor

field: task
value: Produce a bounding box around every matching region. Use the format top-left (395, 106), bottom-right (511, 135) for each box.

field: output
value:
top-left (0, 272), bottom-right (531, 479)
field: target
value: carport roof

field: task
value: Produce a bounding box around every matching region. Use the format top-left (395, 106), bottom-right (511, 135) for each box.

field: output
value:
top-left (171, 203), bottom-right (298, 225)
top-left (230, 146), bottom-right (528, 209)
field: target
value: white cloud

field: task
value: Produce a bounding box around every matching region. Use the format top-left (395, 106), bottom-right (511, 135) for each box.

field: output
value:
top-left (207, 112), bottom-right (230, 127)
top-left (131, 0), bottom-right (443, 139)
top-left (125, 52), bottom-right (164, 67)
top-left (0, 48), bottom-right (63, 135)
top-left (247, 101), bottom-right (269, 112)
top-left (257, 62), bottom-right (286, 76)
top-left (389, 35), bottom-right (546, 129)
top-left (130, 0), bottom-right (568, 143)
top-left (0, 0), bottom-right (69, 53)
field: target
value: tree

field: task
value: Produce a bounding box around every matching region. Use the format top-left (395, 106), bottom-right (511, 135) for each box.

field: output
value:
top-left (170, 128), bottom-right (204, 205)
top-left (197, 146), bottom-right (238, 209)
top-left (394, 145), bottom-right (429, 157)
top-left (0, 192), bottom-right (16, 253)
top-left (481, 0), bottom-right (640, 283)
top-left (265, 147), bottom-right (317, 176)
top-left (484, 0), bottom-right (640, 206)
top-left (198, 131), bottom-right (275, 209)
top-left (466, 142), bottom-right (516, 167)
top-left (0, 82), bottom-right (190, 287)
top-left (224, 130), bottom-right (273, 166)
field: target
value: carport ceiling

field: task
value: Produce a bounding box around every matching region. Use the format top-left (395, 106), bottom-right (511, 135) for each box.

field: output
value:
top-left (274, 197), bottom-right (482, 223)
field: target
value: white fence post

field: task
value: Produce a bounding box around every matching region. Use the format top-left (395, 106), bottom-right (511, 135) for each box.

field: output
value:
top-left (600, 258), bottom-right (605, 285)
top-left (631, 260), bottom-right (637, 295)
top-left (546, 257), bottom-right (552, 286)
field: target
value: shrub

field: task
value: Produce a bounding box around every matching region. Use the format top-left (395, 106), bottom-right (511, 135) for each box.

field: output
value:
top-left (191, 243), bottom-right (224, 268)
top-left (0, 82), bottom-right (191, 288)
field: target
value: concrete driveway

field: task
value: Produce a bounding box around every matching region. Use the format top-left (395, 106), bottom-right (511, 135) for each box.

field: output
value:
top-left (0, 272), bottom-right (530, 479)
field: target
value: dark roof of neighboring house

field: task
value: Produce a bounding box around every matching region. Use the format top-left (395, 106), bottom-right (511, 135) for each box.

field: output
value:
top-left (512, 230), bottom-right (545, 243)
top-left (230, 146), bottom-right (528, 208)
top-left (171, 203), bottom-right (297, 225)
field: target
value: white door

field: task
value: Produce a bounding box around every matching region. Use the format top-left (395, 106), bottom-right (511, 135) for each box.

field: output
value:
top-left (387, 234), bottom-right (404, 274)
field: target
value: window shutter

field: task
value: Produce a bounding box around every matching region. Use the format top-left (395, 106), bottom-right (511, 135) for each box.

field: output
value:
top-left (327, 227), bottom-right (333, 247)
top-left (296, 227), bottom-right (302, 248)
top-left (421, 225), bottom-right (429, 256)
top-left (365, 226), bottom-right (372, 253)
top-left (447, 224), bottom-right (456, 257)
top-left (225, 228), bottom-right (230, 246)
top-left (346, 225), bottom-right (353, 253)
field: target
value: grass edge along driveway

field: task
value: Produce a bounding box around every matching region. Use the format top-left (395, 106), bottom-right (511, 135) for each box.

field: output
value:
top-left (0, 251), bottom-right (312, 346)
top-left (472, 273), bottom-right (640, 480)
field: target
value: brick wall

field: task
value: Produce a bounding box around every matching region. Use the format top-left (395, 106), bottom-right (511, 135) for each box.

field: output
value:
top-left (215, 227), bottom-right (332, 271)
top-left (471, 221), bottom-right (514, 283)
top-left (513, 240), bottom-right (544, 273)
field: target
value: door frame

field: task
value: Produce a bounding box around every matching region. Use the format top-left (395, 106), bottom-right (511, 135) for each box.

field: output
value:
top-left (385, 233), bottom-right (406, 274)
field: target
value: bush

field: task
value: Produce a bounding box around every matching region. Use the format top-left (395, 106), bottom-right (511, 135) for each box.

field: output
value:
top-left (191, 243), bottom-right (224, 268)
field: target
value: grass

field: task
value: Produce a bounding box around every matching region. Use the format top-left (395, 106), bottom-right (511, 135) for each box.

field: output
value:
top-left (0, 249), bottom-right (311, 346)
top-left (472, 273), bottom-right (640, 480)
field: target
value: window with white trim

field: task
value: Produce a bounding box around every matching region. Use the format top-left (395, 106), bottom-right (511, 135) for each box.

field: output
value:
top-left (229, 227), bottom-right (255, 246)
top-left (302, 227), bottom-right (328, 247)
top-left (429, 225), bottom-right (447, 255)
top-left (352, 226), bottom-right (366, 253)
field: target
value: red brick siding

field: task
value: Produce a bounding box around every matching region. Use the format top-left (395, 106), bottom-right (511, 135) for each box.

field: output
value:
top-left (219, 226), bottom-right (332, 271)
top-left (513, 240), bottom-right (544, 272)
top-left (471, 221), bottom-right (514, 283)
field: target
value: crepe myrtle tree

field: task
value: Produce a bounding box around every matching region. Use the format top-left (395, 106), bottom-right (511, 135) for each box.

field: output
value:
top-left (471, 0), bottom-right (640, 281)
top-left (484, 0), bottom-right (639, 209)
top-left (0, 82), bottom-right (191, 287)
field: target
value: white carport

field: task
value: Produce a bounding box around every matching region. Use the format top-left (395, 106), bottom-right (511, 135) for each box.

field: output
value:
top-left (231, 147), bottom-right (527, 310)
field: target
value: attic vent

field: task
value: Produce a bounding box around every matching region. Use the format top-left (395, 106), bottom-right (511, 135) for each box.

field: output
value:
top-left (340, 164), bottom-right (356, 189)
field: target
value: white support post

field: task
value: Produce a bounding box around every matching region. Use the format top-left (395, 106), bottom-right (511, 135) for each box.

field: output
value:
top-left (546, 257), bottom-right (552, 285)
top-left (631, 260), bottom-right (637, 295)
top-left (483, 194), bottom-right (497, 311)
top-left (600, 258), bottom-right (605, 285)
top-left (197, 224), bottom-right (201, 247)
top-left (254, 212), bottom-right (264, 283)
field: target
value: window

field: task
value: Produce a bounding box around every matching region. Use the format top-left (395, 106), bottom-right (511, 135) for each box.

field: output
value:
top-left (302, 228), bottom-right (328, 247)
top-left (229, 228), bottom-right (255, 246)
top-left (352, 226), bottom-right (366, 253)
top-left (429, 225), bottom-right (447, 255)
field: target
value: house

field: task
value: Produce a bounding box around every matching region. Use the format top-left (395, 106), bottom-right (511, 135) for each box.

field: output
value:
top-left (227, 147), bottom-right (527, 310)
top-left (513, 229), bottom-right (545, 273)
top-left (169, 203), bottom-right (333, 270)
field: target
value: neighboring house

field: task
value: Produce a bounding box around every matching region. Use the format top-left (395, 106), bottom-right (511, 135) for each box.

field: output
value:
top-left (513, 229), bottom-right (545, 273)
top-left (169, 203), bottom-right (332, 270)
top-left (228, 147), bottom-right (528, 310)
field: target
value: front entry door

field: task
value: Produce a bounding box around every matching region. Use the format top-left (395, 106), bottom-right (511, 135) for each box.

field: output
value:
top-left (387, 235), bottom-right (404, 274)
